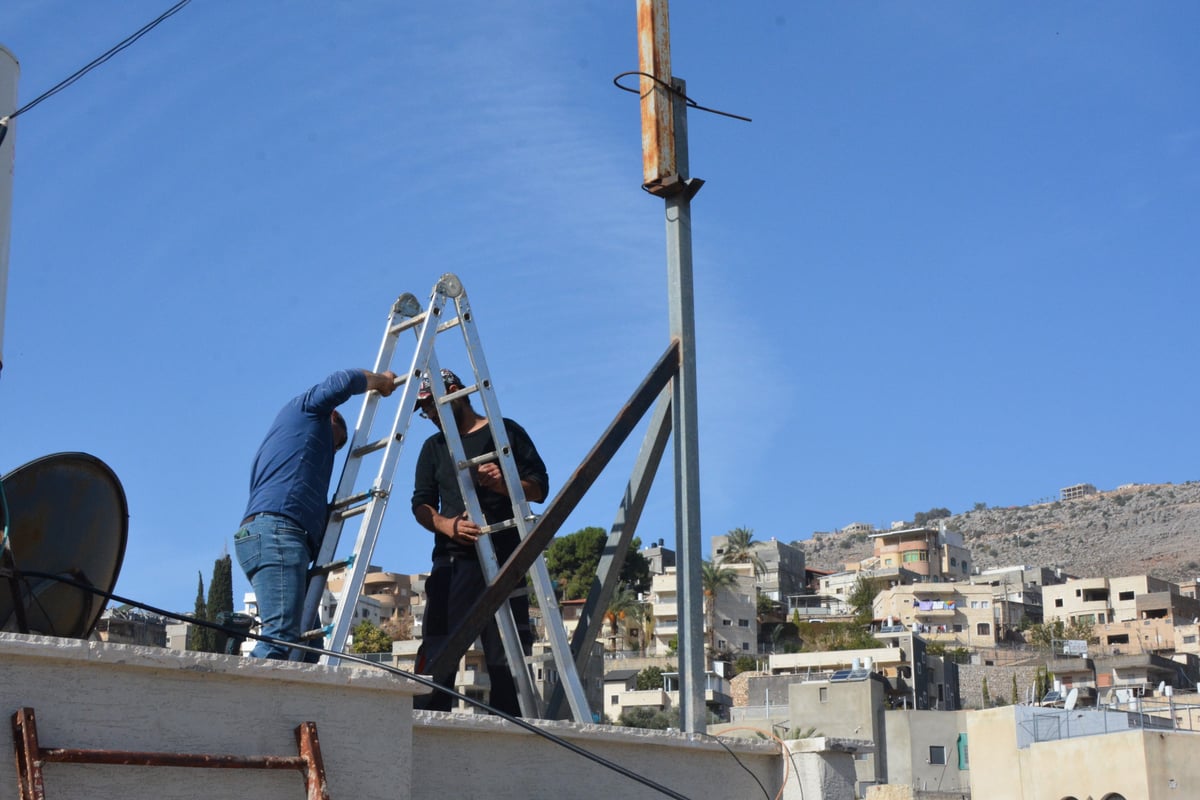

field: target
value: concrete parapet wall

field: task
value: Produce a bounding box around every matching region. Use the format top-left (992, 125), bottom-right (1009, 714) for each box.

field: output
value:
top-left (0, 632), bottom-right (418, 799)
top-left (0, 633), bottom-right (859, 800)
top-left (957, 663), bottom-right (1042, 709)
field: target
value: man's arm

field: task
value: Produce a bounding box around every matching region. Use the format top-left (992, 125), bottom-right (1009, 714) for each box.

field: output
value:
top-left (413, 503), bottom-right (480, 545)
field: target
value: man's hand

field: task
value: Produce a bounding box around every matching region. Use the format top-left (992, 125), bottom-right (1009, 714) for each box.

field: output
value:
top-left (440, 511), bottom-right (480, 545)
top-left (474, 462), bottom-right (507, 496)
top-left (366, 370), bottom-right (399, 397)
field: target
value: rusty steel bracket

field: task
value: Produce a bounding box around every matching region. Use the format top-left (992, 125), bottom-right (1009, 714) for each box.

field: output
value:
top-left (11, 707), bottom-right (330, 800)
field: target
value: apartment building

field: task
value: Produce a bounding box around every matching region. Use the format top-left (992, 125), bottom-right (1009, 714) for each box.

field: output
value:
top-left (1043, 575), bottom-right (1200, 654)
top-left (710, 534), bottom-right (806, 603)
top-left (969, 564), bottom-right (1069, 632)
top-left (874, 582), bottom-right (999, 648)
top-left (869, 524), bottom-right (971, 581)
top-left (648, 564), bottom-right (758, 656)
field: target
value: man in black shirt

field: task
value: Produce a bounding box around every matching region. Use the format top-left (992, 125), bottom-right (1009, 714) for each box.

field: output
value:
top-left (411, 369), bottom-right (548, 716)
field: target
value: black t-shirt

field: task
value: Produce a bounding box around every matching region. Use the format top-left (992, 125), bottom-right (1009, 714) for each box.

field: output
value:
top-left (411, 418), bottom-right (549, 561)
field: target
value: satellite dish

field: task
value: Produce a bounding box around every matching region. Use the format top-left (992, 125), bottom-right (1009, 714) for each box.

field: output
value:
top-left (1063, 687), bottom-right (1079, 711)
top-left (0, 453), bottom-right (128, 638)
top-left (1157, 681), bottom-right (1166, 695)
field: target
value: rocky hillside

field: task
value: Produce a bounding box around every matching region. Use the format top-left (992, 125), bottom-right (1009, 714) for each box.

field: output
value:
top-left (797, 481), bottom-right (1200, 585)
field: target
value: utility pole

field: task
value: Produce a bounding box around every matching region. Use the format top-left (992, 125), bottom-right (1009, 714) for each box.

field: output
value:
top-left (0, 45), bottom-right (18, 379)
top-left (636, 0), bottom-right (706, 733)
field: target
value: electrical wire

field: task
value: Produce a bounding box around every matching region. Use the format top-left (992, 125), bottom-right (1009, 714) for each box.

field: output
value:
top-left (5, 568), bottom-right (698, 800)
top-left (0, 0), bottom-right (194, 146)
top-left (612, 71), bottom-right (752, 123)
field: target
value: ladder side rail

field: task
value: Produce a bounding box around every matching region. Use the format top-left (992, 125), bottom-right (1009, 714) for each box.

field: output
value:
top-left (425, 348), bottom-right (543, 718)
top-left (549, 389), bottom-right (672, 718)
top-left (298, 298), bottom-right (420, 645)
top-left (319, 289), bottom-right (450, 663)
top-left (448, 294), bottom-right (591, 721)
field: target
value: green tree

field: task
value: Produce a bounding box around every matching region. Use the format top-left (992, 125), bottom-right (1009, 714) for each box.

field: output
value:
top-left (187, 572), bottom-right (215, 652)
top-left (981, 677), bottom-right (991, 708)
top-left (733, 655), bottom-right (758, 675)
top-left (701, 560), bottom-right (739, 654)
top-left (636, 665), bottom-right (666, 690)
top-left (206, 553), bottom-right (234, 654)
top-left (350, 620), bottom-right (393, 654)
top-left (912, 507), bottom-right (952, 527)
top-left (1011, 674), bottom-right (1019, 704)
top-left (543, 527), bottom-right (651, 600)
top-left (847, 574), bottom-right (879, 625)
top-left (720, 526), bottom-right (765, 576)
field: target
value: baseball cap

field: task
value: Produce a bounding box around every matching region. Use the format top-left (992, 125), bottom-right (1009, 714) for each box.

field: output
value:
top-left (416, 368), bottom-right (464, 400)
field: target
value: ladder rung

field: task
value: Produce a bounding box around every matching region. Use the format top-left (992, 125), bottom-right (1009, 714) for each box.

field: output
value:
top-left (337, 504), bottom-right (368, 521)
top-left (457, 450), bottom-right (499, 469)
top-left (310, 555), bottom-right (354, 578)
top-left (332, 491), bottom-right (371, 510)
top-left (479, 518), bottom-right (517, 535)
top-left (436, 317), bottom-right (462, 333)
top-left (352, 432), bottom-right (402, 458)
top-left (437, 382), bottom-right (480, 406)
top-left (389, 314), bottom-right (428, 336)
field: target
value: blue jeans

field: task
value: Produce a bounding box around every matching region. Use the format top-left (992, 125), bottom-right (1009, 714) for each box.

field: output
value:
top-left (234, 514), bottom-right (312, 660)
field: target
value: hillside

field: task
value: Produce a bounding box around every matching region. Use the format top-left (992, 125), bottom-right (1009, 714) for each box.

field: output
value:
top-left (797, 481), bottom-right (1200, 585)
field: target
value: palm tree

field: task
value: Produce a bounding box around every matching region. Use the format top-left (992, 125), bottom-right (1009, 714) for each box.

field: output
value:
top-left (604, 585), bottom-right (642, 652)
top-left (720, 526), bottom-right (765, 576)
top-left (701, 560), bottom-right (739, 654)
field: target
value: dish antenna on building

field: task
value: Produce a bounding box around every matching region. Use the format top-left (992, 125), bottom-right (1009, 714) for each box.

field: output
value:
top-left (0, 453), bottom-right (128, 637)
top-left (1063, 687), bottom-right (1079, 712)
top-left (1157, 681), bottom-right (1166, 695)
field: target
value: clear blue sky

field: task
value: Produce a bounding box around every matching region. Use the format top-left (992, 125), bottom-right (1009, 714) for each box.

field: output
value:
top-left (1, 2), bottom-right (1197, 616)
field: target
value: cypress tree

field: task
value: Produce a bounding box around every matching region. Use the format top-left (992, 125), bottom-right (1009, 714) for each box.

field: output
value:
top-left (206, 553), bottom-right (234, 654)
top-left (187, 572), bottom-right (209, 651)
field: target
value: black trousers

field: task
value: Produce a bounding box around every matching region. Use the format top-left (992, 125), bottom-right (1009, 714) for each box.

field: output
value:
top-left (416, 556), bottom-right (532, 716)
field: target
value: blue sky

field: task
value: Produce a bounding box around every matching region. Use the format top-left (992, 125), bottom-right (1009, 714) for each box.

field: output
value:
top-left (1, 2), bottom-right (1197, 616)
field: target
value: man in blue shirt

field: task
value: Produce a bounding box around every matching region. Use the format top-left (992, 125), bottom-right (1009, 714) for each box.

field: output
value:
top-left (237, 368), bottom-right (396, 659)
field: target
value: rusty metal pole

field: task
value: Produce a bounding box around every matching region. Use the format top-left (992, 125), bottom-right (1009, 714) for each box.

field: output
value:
top-left (638, 0), bottom-right (706, 734)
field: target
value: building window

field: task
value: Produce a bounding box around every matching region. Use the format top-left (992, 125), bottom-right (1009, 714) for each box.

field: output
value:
top-left (903, 551), bottom-right (928, 563)
top-left (738, 619), bottom-right (750, 627)
top-left (961, 561), bottom-right (969, 573)
top-left (818, 687), bottom-right (829, 703)
top-left (722, 619), bottom-right (732, 627)
top-left (950, 557), bottom-right (958, 566)
top-left (611, 695), bottom-right (619, 705)
top-left (1184, 635), bottom-right (1197, 645)
top-left (1055, 598), bottom-right (1064, 607)
top-left (929, 745), bottom-right (946, 765)
top-left (1118, 591), bottom-right (1135, 601)
top-left (742, 642), bottom-right (750, 651)
top-left (977, 623), bottom-right (991, 636)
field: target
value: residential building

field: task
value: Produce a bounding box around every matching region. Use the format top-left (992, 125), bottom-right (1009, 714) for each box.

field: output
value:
top-left (969, 564), bottom-right (1070, 634)
top-left (874, 582), bottom-right (999, 648)
top-left (966, 703), bottom-right (1200, 800)
top-left (1060, 482), bottom-right (1098, 501)
top-left (869, 523), bottom-right (972, 581)
top-left (711, 534), bottom-right (806, 603)
top-left (1043, 575), bottom-right (1200, 655)
top-left (882, 709), bottom-right (970, 796)
top-left (648, 564), bottom-right (758, 656)
top-left (93, 607), bottom-right (167, 647)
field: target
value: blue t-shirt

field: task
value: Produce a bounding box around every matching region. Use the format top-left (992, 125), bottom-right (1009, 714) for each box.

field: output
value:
top-left (243, 369), bottom-right (367, 541)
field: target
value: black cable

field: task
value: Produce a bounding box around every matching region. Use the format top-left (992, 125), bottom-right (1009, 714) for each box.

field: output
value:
top-left (7, 568), bottom-right (696, 800)
top-left (0, 0), bottom-right (193, 145)
top-left (612, 70), bottom-right (752, 123)
top-left (693, 731), bottom-right (772, 800)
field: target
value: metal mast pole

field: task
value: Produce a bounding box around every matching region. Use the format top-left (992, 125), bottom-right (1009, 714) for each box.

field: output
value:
top-left (638, 0), bottom-right (706, 733)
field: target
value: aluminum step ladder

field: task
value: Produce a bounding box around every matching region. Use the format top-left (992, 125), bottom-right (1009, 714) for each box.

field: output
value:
top-left (298, 273), bottom-right (591, 722)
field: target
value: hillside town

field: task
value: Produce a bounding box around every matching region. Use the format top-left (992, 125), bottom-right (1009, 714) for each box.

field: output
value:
top-left (95, 480), bottom-right (1200, 799)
